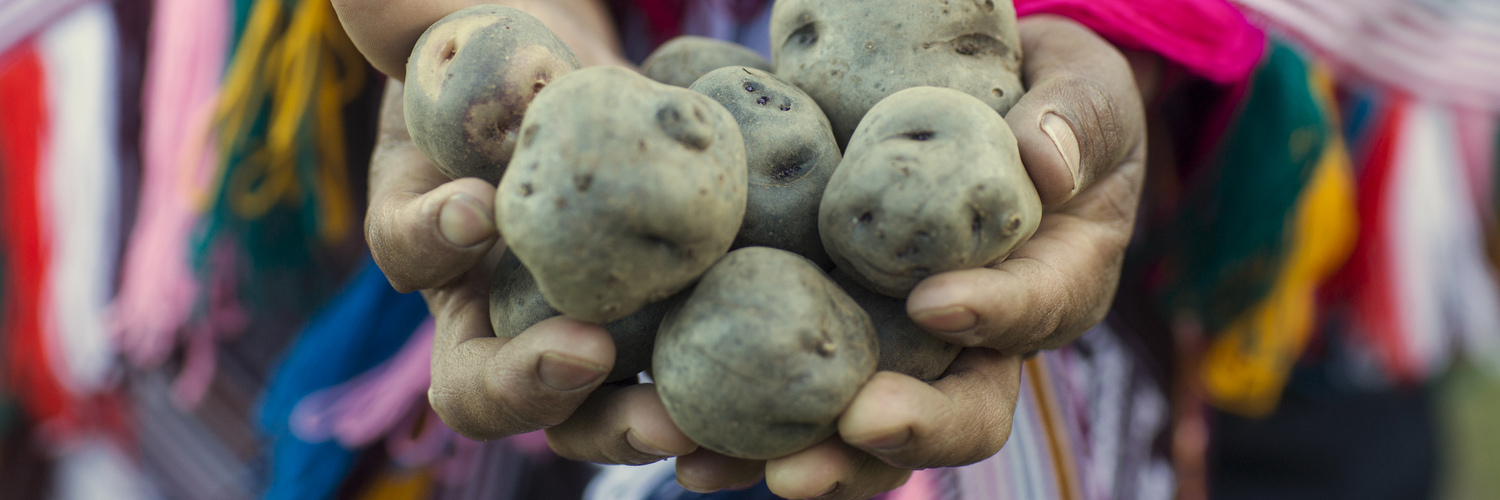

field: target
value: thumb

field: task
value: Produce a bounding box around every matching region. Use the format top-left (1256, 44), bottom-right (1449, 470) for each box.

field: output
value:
top-left (1004, 15), bottom-right (1145, 206)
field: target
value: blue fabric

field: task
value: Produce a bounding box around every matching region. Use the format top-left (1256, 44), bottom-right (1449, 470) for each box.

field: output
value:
top-left (257, 256), bottom-right (429, 500)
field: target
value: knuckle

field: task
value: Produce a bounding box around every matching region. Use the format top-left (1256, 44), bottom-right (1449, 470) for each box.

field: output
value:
top-left (428, 384), bottom-right (507, 442)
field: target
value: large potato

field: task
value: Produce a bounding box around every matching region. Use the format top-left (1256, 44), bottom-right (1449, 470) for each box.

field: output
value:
top-left (404, 5), bottom-right (581, 183)
top-left (496, 66), bottom-right (747, 323)
top-left (690, 66), bottom-right (841, 267)
top-left (820, 87), bottom-right (1041, 297)
top-left (830, 269), bottom-right (959, 381)
top-left (489, 252), bottom-right (672, 383)
top-left (770, 0), bottom-right (1024, 146)
top-left (655, 247), bottom-right (876, 460)
top-left (641, 36), bottom-right (773, 88)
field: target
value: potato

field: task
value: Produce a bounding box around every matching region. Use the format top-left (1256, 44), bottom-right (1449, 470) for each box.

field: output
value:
top-left (820, 87), bottom-right (1040, 297)
top-left (770, 0), bottom-right (1024, 146)
top-left (404, 5), bottom-right (581, 183)
top-left (641, 36), bottom-right (773, 88)
top-left (689, 66), bottom-right (841, 267)
top-left (496, 66), bottom-right (747, 323)
top-left (655, 247), bottom-right (876, 460)
top-left (830, 269), bottom-right (960, 381)
top-left (489, 252), bottom-right (672, 383)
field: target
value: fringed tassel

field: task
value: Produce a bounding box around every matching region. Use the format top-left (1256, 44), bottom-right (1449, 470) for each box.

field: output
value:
top-left (111, 0), bottom-right (231, 371)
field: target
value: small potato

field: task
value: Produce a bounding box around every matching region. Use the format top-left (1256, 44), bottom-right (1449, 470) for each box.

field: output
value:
top-left (496, 66), bottom-right (747, 323)
top-left (489, 252), bottom-right (671, 383)
top-left (655, 247), bottom-right (876, 460)
top-left (641, 36), bottom-right (773, 88)
top-left (690, 66), bottom-right (841, 267)
top-left (404, 5), bottom-right (581, 183)
top-left (820, 87), bottom-right (1041, 297)
top-left (770, 0), bottom-right (1024, 146)
top-left (830, 269), bottom-right (959, 381)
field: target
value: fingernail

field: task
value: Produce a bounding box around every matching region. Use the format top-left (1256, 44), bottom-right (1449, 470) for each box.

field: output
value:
top-left (438, 193), bottom-right (494, 248)
top-left (911, 306), bottom-right (977, 334)
top-left (814, 482), bottom-right (841, 498)
top-left (537, 352), bottom-right (606, 392)
top-left (626, 430), bottom-right (673, 458)
top-left (858, 428), bottom-right (911, 452)
top-left (1040, 112), bottom-right (1081, 194)
top-left (678, 478), bottom-right (718, 494)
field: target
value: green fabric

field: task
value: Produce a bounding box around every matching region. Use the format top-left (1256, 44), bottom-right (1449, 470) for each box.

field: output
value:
top-left (1162, 42), bottom-right (1331, 332)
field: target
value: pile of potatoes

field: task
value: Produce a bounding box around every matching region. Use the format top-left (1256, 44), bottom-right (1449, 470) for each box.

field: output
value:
top-left (405, 0), bottom-right (1040, 460)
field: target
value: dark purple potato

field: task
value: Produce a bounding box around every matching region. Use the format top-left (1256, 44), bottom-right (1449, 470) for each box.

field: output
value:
top-left (654, 247), bottom-right (877, 460)
top-left (641, 36), bottom-right (773, 88)
top-left (690, 66), bottom-right (841, 267)
top-left (770, 0), bottom-right (1024, 147)
top-left (496, 66), bottom-right (747, 323)
top-left (820, 87), bottom-right (1040, 297)
top-left (404, 5), bottom-right (581, 183)
top-left (830, 269), bottom-right (959, 381)
top-left (489, 252), bottom-right (673, 383)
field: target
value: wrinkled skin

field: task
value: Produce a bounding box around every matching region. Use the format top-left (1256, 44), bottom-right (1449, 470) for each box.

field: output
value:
top-left (821, 87), bottom-right (1041, 297)
top-left (831, 269), bottom-right (959, 381)
top-left (489, 251), bottom-right (674, 382)
top-left (690, 66), bottom-right (841, 267)
top-left (770, 0), bottom-right (1024, 147)
top-left (642, 36), bottom-right (774, 88)
top-left (655, 247), bottom-right (877, 460)
top-left (496, 66), bottom-right (748, 323)
top-left (404, 5), bottom-right (581, 183)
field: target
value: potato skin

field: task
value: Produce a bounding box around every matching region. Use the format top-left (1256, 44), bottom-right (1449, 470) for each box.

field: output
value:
top-left (690, 66), bottom-right (841, 267)
top-left (641, 36), bottom-right (773, 88)
top-left (820, 87), bottom-right (1041, 297)
top-left (829, 269), bottom-right (960, 381)
top-left (654, 247), bottom-right (877, 460)
top-left (489, 252), bottom-right (671, 383)
top-left (496, 66), bottom-right (748, 323)
top-left (404, 5), bottom-right (581, 183)
top-left (770, 0), bottom-right (1024, 146)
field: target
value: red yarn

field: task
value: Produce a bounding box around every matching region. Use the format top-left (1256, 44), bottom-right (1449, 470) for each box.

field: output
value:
top-left (0, 40), bottom-right (71, 426)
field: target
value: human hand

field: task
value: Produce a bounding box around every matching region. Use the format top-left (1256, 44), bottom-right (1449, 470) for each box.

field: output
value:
top-left (672, 16), bottom-right (1149, 499)
top-left (368, 80), bottom-right (697, 461)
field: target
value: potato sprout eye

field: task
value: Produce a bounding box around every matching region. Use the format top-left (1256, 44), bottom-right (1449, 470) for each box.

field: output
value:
top-left (780, 104), bottom-right (791, 111)
top-left (744, 83), bottom-right (756, 92)
top-left (903, 131), bottom-right (935, 141)
top-left (757, 95), bottom-right (770, 105)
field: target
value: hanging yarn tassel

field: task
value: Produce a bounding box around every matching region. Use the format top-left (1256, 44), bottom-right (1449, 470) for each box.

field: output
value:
top-left (0, 40), bottom-right (73, 427)
top-left (259, 256), bottom-right (428, 500)
top-left (290, 318), bottom-right (434, 449)
top-left (111, 0), bottom-right (231, 369)
top-left (37, 1), bottom-right (124, 396)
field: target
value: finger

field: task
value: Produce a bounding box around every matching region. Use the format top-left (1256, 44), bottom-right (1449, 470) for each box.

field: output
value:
top-left (907, 159), bottom-right (1144, 353)
top-left (675, 449), bottom-right (766, 493)
top-left (1005, 15), bottom-right (1146, 205)
top-left (765, 438), bottom-right (911, 500)
top-left (840, 350), bottom-right (1023, 469)
top-left (367, 81), bottom-right (501, 293)
top-left (426, 281), bottom-right (616, 440)
top-left (545, 383), bottom-right (698, 465)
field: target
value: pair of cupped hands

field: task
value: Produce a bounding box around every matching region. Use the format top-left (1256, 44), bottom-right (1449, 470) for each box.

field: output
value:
top-left (336, 0), bottom-right (1151, 497)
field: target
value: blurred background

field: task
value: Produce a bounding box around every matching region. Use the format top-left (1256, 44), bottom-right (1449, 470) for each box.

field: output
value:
top-left (0, 0), bottom-right (1497, 499)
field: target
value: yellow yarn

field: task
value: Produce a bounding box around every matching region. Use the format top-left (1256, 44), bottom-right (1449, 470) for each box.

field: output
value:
top-left (211, 0), bottom-right (366, 244)
top-left (1200, 65), bottom-right (1359, 417)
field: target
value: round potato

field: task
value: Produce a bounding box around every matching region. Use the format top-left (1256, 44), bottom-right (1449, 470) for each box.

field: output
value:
top-left (404, 5), bottom-right (581, 183)
top-left (655, 247), bottom-right (877, 460)
top-left (770, 0), bottom-right (1024, 146)
top-left (690, 66), bottom-right (841, 267)
top-left (820, 87), bottom-right (1041, 297)
top-left (489, 252), bottom-right (672, 383)
top-left (641, 36), bottom-right (773, 88)
top-left (830, 269), bottom-right (959, 381)
top-left (496, 66), bottom-right (748, 323)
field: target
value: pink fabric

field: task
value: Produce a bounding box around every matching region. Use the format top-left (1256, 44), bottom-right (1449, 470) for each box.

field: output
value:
top-left (290, 319), bottom-right (435, 449)
top-left (881, 469), bottom-right (941, 500)
top-left (1016, 0), bottom-right (1267, 84)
